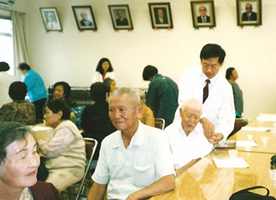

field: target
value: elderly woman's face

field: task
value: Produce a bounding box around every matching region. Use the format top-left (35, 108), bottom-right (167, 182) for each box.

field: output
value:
top-left (0, 134), bottom-right (39, 188)
top-left (44, 107), bottom-right (61, 128)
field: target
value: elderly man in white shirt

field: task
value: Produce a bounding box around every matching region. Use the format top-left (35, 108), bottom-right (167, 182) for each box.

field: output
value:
top-left (177, 43), bottom-right (235, 145)
top-left (166, 99), bottom-right (213, 177)
top-left (87, 87), bottom-right (175, 200)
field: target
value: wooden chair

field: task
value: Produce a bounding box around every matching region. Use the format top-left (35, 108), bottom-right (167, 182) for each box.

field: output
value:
top-left (227, 118), bottom-right (249, 139)
top-left (61, 137), bottom-right (98, 200)
top-left (154, 118), bottom-right (165, 130)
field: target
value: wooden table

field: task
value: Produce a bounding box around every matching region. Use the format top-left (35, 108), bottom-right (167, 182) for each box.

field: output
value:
top-left (150, 150), bottom-right (276, 200)
top-left (229, 120), bottom-right (276, 154)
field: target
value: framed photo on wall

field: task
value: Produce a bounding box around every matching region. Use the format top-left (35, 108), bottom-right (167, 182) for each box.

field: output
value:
top-left (236, 0), bottom-right (262, 26)
top-left (190, 1), bottom-right (216, 28)
top-left (40, 7), bottom-right (62, 31)
top-left (108, 5), bottom-right (133, 30)
top-left (72, 6), bottom-right (97, 31)
top-left (148, 2), bottom-right (173, 29)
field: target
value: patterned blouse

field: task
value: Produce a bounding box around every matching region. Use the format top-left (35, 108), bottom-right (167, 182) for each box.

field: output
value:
top-left (0, 100), bottom-right (36, 125)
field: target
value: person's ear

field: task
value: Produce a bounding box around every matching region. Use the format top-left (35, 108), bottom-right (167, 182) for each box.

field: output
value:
top-left (57, 111), bottom-right (63, 119)
top-left (137, 105), bottom-right (144, 119)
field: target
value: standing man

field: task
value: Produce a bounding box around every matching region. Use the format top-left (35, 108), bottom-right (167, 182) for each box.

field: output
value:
top-left (0, 62), bottom-right (16, 107)
top-left (242, 3), bottom-right (257, 21)
top-left (115, 10), bottom-right (129, 26)
top-left (87, 88), bottom-right (175, 200)
top-left (197, 6), bottom-right (210, 23)
top-left (18, 63), bottom-right (47, 123)
top-left (143, 65), bottom-right (178, 128)
top-left (177, 44), bottom-right (235, 145)
top-left (165, 99), bottom-right (213, 177)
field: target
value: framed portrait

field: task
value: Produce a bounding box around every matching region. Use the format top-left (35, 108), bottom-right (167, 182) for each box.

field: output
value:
top-left (236, 0), bottom-right (262, 26)
top-left (72, 6), bottom-right (97, 31)
top-left (148, 3), bottom-right (173, 29)
top-left (190, 1), bottom-right (216, 28)
top-left (40, 7), bottom-right (62, 31)
top-left (108, 5), bottom-right (133, 30)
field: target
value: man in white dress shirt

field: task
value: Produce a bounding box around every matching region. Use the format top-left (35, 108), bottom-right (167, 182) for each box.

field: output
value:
top-left (177, 43), bottom-right (235, 145)
top-left (166, 99), bottom-right (213, 177)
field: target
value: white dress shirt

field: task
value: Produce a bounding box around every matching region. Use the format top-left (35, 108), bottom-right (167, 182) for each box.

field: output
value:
top-left (165, 120), bottom-right (213, 170)
top-left (92, 71), bottom-right (115, 83)
top-left (177, 66), bottom-right (235, 141)
top-left (0, 72), bottom-right (16, 107)
top-left (92, 122), bottom-right (175, 200)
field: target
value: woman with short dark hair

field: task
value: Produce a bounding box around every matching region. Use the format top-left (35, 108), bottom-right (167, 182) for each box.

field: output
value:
top-left (37, 99), bottom-right (86, 192)
top-left (226, 67), bottom-right (244, 118)
top-left (17, 62), bottom-right (47, 122)
top-left (0, 121), bottom-right (60, 200)
top-left (0, 81), bottom-right (36, 125)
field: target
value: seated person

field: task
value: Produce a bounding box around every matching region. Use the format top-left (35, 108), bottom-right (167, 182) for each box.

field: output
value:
top-left (87, 88), bottom-right (175, 200)
top-left (37, 99), bottom-right (86, 192)
top-left (81, 82), bottom-right (116, 169)
top-left (139, 89), bottom-right (155, 127)
top-left (0, 121), bottom-right (60, 200)
top-left (0, 81), bottom-right (36, 125)
top-left (45, 81), bottom-right (77, 123)
top-left (103, 77), bottom-right (117, 94)
top-left (165, 99), bottom-right (213, 177)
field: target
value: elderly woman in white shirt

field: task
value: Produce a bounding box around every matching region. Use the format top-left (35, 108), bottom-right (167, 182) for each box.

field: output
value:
top-left (38, 99), bottom-right (86, 192)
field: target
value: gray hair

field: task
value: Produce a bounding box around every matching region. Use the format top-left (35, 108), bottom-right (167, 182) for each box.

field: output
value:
top-left (181, 99), bottom-right (202, 113)
top-left (139, 89), bottom-right (146, 104)
top-left (109, 87), bottom-right (140, 108)
top-left (0, 122), bottom-right (32, 165)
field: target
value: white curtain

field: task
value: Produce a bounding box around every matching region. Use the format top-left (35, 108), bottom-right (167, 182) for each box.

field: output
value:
top-left (11, 11), bottom-right (29, 81)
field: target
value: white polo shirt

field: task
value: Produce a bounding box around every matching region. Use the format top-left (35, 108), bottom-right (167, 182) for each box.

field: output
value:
top-left (92, 121), bottom-right (175, 200)
top-left (165, 120), bottom-right (213, 170)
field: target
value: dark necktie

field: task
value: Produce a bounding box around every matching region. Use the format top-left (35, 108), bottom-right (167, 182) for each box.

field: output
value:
top-left (203, 79), bottom-right (210, 103)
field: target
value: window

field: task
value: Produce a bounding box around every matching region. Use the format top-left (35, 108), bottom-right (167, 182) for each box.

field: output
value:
top-left (0, 18), bottom-right (13, 75)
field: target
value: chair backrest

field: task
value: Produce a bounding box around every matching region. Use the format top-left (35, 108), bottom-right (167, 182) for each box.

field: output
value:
top-left (75, 137), bottom-right (98, 200)
top-left (227, 118), bottom-right (249, 139)
top-left (154, 118), bottom-right (165, 130)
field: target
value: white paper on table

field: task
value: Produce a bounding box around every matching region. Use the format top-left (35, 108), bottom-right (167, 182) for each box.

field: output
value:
top-left (213, 157), bottom-right (249, 168)
top-left (241, 127), bottom-right (271, 131)
top-left (257, 114), bottom-right (276, 121)
top-left (31, 126), bottom-right (52, 131)
top-left (236, 141), bottom-right (258, 147)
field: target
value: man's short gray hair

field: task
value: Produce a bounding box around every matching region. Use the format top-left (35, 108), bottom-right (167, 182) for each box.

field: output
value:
top-left (109, 87), bottom-right (141, 108)
top-left (181, 98), bottom-right (202, 112)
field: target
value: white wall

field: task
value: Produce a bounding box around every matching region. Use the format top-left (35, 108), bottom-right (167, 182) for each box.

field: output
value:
top-left (12, 0), bottom-right (276, 120)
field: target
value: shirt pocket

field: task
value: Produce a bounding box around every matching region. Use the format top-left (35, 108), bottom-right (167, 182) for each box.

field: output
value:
top-left (133, 163), bottom-right (154, 187)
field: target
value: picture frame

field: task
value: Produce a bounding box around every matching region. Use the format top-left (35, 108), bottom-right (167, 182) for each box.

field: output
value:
top-left (148, 3), bottom-right (173, 29)
top-left (108, 4), bottom-right (133, 30)
top-left (236, 0), bottom-right (262, 26)
top-left (190, 1), bottom-right (216, 28)
top-left (40, 7), bottom-right (62, 31)
top-left (72, 5), bottom-right (97, 31)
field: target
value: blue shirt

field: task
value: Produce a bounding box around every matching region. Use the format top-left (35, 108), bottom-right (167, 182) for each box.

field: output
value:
top-left (24, 70), bottom-right (47, 102)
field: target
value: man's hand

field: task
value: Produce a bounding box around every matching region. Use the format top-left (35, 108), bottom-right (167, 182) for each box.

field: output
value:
top-left (208, 132), bottom-right (224, 144)
top-left (200, 117), bottom-right (215, 140)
